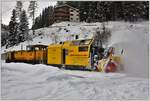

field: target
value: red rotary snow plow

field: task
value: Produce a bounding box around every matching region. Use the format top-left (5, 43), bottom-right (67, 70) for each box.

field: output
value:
top-left (96, 47), bottom-right (123, 73)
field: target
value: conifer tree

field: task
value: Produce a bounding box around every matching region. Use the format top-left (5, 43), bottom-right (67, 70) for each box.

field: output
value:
top-left (1, 24), bottom-right (9, 46)
top-left (18, 10), bottom-right (29, 42)
top-left (32, 6), bottom-right (54, 29)
top-left (16, 1), bottom-right (23, 22)
top-left (8, 9), bottom-right (18, 47)
top-left (123, 1), bottom-right (147, 22)
top-left (28, 1), bottom-right (37, 35)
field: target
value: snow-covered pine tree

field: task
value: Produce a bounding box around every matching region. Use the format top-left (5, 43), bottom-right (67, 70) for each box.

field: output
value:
top-left (142, 1), bottom-right (149, 20)
top-left (8, 9), bottom-right (18, 47)
top-left (96, 2), bottom-right (106, 22)
top-left (79, 2), bottom-right (89, 22)
top-left (44, 8), bottom-right (49, 27)
top-left (104, 1), bottom-right (113, 22)
top-left (28, 1), bottom-right (37, 35)
top-left (39, 14), bottom-right (43, 28)
top-left (112, 2), bottom-right (124, 21)
top-left (96, 1), bottom-right (112, 22)
top-left (32, 5), bottom-right (54, 29)
top-left (16, 1), bottom-right (23, 22)
top-left (18, 10), bottom-right (29, 42)
top-left (1, 24), bottom-right (9, 46)
top-left (15, 1), bottom-right (23, 44)
top-left (123, 1), bottom-right (147, 22)
top-left (47, 6), bottom-right (54, 26)
top-left (32, 16), bottom-right (40, 29)
top-left (87, 3), bottom-right (93, 22)
top-left (41, 8), bottom-right (46, 27)
top-left (41, 8), bottom-right (48, 27)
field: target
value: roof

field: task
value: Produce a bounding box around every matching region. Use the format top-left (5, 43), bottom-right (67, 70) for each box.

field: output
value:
top-left (27, 44), bottom-right (48, 48)
top-left (55, 4), bottom-right (79, 11)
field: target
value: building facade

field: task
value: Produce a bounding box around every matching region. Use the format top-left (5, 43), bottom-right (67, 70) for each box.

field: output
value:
top-left (54, 4), bottom-right (80, 22)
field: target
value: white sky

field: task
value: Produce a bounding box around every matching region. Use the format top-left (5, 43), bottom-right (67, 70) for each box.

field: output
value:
top-left (1, 0), bottom-right (57, 28)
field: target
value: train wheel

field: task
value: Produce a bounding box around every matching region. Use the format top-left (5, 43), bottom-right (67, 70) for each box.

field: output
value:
top-left (6, 59), bottom-right (10, 63)
top-left (62, 64), bottom-right (66, 69)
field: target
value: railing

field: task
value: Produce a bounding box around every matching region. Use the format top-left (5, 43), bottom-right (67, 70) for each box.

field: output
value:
top-left (54, 9), bottom-right (69, 14)
top-left (54, 13), bottom-right (70, 17)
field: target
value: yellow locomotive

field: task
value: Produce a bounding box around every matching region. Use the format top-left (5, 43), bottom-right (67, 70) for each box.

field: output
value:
top-left (47, 39), bottom-right (93, 69)
top-left (4, 39), bottom-right (122, 72)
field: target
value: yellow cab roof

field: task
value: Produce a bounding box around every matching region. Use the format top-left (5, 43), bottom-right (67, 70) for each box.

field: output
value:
top-left (48, 39), bottom-right (93, 48)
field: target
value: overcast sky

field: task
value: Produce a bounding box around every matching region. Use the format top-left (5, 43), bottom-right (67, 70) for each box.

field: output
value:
top-left (1, 0), bottom-right (57, 28)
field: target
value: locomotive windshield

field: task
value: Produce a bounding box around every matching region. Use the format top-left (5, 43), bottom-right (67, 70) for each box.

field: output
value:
top-left (79, 46), bottom-right (88, 52)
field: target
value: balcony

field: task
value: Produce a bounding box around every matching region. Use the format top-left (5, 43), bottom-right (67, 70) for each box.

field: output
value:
top-left (54, 13), bottom-right (70, 17)
top-left (54, 8), bottom-right (69, 14)
top-left (55, 16), bottom-right (69, 19)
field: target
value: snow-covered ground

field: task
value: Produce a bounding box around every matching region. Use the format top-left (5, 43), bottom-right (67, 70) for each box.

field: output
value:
top-left (1, 62), bottom-right (149, 100)
top-left (1, 21), bottom-right (149, 100)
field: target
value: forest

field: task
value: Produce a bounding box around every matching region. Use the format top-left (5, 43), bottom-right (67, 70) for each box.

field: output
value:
top-left (32, 1), bottom-right (149, 29)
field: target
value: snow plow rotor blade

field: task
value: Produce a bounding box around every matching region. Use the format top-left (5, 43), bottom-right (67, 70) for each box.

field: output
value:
top-left (105, 62), bottom-right (117, 73)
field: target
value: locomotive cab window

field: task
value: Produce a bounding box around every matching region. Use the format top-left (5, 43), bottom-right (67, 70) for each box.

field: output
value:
top-left (26, 46), bottom-right (33, 51)
top-left (80, 40), bottom-right (91, 45)
top-left (72, 39), bottom-right (91, 46)
top-left (79, 46), bottom-right (88, 52)
top-left (35, 47), bottom-right (39, 50)
top-left (72, 41), bottom-right (80, 45)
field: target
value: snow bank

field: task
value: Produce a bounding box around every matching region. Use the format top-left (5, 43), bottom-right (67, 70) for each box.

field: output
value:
top-left (1, 62), bottom-right (149, 100)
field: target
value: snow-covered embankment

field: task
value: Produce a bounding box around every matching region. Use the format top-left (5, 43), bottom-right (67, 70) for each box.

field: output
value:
top-left (1, 62), bottom-right (149, 100)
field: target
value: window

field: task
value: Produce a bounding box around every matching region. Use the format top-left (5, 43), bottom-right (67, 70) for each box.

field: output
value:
top-left (75, 35), bottom-right (78, 39)
top-left (70, 14), bottom-right (73, 16)
top-left (35, 47), bottom-right (39, 50)
top-left (79, 46), bottom-right (88, 52)
top-left (65, 49), bottom-right (69, 55)
top-left (80, 40), bottom-right (91, 45)
top-left (72, 41), bottom-right (80, 45)
top-left (72, 39), bottom-right (91, 46)
top-left (59, 42), bottom-right (63, 44)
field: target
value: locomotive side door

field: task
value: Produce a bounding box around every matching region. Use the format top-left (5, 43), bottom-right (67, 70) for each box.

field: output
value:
top-left (11, 51), bottom-right (15, 60)
top-left (62, 49), bottom-right (66, 64)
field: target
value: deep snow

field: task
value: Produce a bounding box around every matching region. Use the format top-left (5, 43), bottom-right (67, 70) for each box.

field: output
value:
top-left (1, 62), bottom-right (149, 100)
